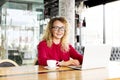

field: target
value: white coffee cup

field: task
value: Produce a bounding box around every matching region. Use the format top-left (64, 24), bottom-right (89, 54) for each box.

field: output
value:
top-left (47, 60), bottom-right (57, 68)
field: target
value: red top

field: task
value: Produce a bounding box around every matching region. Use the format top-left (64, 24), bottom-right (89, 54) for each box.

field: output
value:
top-left (37, 40), bottom-right (83, 66)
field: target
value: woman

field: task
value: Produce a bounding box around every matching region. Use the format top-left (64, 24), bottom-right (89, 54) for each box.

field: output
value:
top-left (37, 17), bottom-right (83, 66)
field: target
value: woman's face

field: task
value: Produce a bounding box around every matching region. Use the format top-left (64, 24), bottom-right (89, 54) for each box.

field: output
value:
top-left (52, 20), bottom-right (65, 40)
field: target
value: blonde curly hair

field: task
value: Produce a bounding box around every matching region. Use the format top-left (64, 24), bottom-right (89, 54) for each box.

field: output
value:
top-left (42, 16), bottom-right (70, 52)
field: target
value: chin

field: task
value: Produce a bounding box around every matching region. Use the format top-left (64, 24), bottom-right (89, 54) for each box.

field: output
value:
top-left (55, 36), bottom-right (62, 39)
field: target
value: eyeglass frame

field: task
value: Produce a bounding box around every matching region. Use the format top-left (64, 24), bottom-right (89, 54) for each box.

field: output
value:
top-left (52, 26), bottom-right (66, 31)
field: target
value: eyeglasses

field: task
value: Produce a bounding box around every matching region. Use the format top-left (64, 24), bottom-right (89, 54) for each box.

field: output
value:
top-left (52, 26), bottom-right (65, 31)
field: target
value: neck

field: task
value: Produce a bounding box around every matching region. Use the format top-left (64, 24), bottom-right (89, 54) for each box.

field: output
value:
top-left (53, 38), bottom-right (61, 44)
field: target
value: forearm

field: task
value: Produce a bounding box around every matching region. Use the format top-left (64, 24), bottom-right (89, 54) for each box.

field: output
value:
top-left (58, 59), bottom-right (80, 66)
top-left (58, 61), bottom-right (70, 66)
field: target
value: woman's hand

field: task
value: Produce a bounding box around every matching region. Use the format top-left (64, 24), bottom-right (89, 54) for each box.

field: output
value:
top-left (58, 59), bottom-right (80, 66)
top-left (70, 59), bottom-right (80, 66)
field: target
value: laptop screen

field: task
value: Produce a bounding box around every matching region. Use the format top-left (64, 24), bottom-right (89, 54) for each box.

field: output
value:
top-left (81, 45), bottom-right (112, 70)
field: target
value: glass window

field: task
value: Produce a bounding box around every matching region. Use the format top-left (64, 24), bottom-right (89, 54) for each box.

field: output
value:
top-left (0, 1), bottom-right (44, 65)
top-left (105, 1), bottom-right (120, 46)
top-left (81, 5), bottom-right (103, 46)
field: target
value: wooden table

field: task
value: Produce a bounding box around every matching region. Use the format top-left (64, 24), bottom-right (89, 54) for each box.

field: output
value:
top-left (0, 65), bottom-right (72, 76)
top-left (0, 64), bottom-right (120, 80)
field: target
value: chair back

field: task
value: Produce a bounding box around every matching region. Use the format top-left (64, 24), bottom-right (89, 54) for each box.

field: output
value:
top-left (0, 59), bottom-right (19, 67)
top-left (33, 58), bottom-right (38, 65)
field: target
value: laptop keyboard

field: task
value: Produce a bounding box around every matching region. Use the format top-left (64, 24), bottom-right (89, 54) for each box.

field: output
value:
top-left (68, 65), bottom-right (82, 70)
top-left (110, 47), bottom-right (120, 61)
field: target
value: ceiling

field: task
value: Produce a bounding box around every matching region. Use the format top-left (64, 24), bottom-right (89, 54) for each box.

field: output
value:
top-left (0, 0), bottom-right (119, 18)
top-left (44, 0), bottom-right (119, 18)
top-left (0, 0), bottom-right (119, 9)
top-left (84, 0), bottom-right (119, 7)
top-left (44, 0), bottom-right (119, 7)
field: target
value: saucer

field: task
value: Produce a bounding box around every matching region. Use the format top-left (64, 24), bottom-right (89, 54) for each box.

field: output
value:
top-left (44, 66), bottom-right (59, 70)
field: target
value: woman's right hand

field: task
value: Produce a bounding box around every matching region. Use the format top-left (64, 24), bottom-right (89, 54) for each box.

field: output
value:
top-left (59, 59), bottom-right (80, 66)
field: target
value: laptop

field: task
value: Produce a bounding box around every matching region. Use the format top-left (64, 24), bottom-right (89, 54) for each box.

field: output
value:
top-left (68, 45), bottom-right (112, 70)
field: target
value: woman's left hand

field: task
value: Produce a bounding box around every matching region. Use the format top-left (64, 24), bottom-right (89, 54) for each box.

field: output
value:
top-left (70, 59), bottom-right (80, 66)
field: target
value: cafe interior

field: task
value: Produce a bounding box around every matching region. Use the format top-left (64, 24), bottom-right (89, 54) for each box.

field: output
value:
top-left (0, 0), bottom-right (120, 80)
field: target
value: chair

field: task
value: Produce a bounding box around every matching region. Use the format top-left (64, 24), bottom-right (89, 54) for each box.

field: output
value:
top-left (33, 58), bottom-right (38, 65)
top-left (0, 59), bottom-right (19, 67)
top-left (110, 47), bottom-right (120, 61)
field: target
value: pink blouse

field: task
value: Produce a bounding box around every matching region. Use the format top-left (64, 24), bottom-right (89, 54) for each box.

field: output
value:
top-left (37, 40), bottom-right (83, 66)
